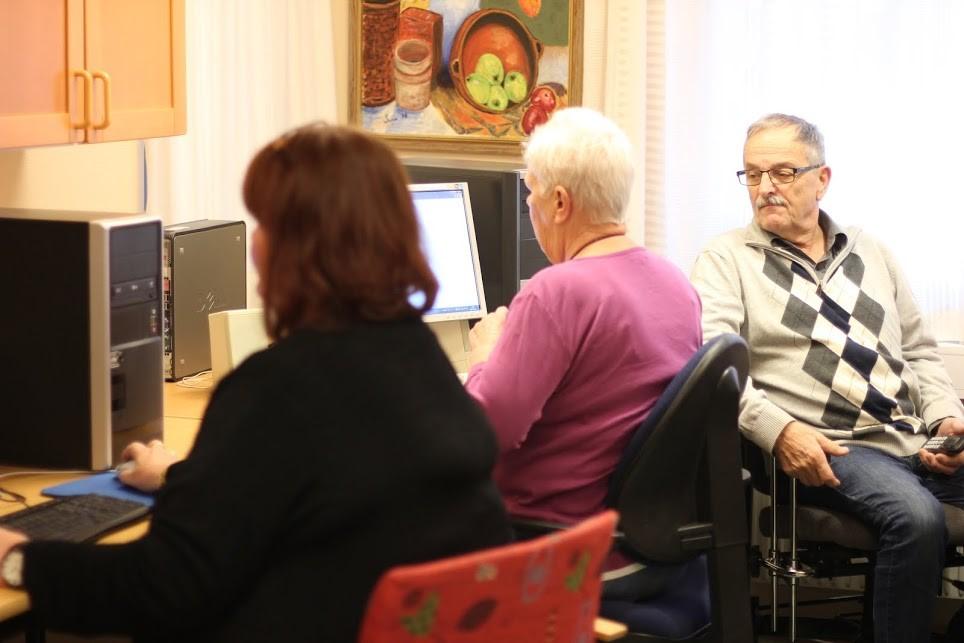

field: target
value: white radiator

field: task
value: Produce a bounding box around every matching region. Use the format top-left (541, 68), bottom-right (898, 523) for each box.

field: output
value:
top-left (937, 343), bottom-right (964, 400)
top-left (937, 342), bottom-right (964, 597)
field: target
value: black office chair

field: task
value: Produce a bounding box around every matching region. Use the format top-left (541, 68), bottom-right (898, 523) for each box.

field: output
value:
top-left (598, 333), bottom-right (754, 641)
top-left (512, 334), bottom-right (754, 641)
top-left (744, 440), bottom-right (964, 641)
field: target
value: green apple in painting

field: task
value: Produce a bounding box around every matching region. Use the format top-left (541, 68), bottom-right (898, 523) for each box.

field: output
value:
top-left (503, 71), bottom-right (528, 104)
top-left (466, 73), bottom-right (492, 106)
top-left (487, 85), bottom-right (509, 112)
top-left (474, 53), bottom-right (505, 85)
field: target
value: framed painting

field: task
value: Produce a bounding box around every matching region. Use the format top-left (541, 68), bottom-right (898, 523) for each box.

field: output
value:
top-left (350, 0), bottom-right (583, 156)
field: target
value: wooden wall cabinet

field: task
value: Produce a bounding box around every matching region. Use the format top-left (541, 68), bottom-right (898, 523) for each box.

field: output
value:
top-left (0, 0), bottom-right (185, 149)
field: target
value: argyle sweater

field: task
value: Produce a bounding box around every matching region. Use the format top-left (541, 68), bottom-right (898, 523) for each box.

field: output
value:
top-left (691, 216), bottom-right (964, 457)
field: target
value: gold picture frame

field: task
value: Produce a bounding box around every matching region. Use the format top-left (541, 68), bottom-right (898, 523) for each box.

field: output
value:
top-left (350, 0), bottom-right (583, 156)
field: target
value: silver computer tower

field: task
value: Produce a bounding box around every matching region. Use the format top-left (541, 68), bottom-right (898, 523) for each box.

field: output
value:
top-left (0, 210), bottom-right (163, 469)
top-left (163, 219), bottom-right (246, 380)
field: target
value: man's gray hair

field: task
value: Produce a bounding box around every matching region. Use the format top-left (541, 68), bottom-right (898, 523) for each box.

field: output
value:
top-left (747, 113), bottom-right (826, 165)
top-left (523, 107), bottom-right (634, 225)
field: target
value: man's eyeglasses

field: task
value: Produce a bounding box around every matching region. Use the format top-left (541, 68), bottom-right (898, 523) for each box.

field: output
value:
top-left (736, 164), bottom-right (822, 186)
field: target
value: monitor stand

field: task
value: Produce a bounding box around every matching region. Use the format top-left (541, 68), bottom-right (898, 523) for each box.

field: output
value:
top-left (427, 319), bottom-right (471, 377)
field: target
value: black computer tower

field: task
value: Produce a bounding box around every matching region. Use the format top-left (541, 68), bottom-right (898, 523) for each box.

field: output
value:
top-left (512, 168), bottom-right (553, 291)
top-left (404, 159), bottom-right (550, 309)
top-left (163, 219), bottom-right (246, 380)
top-left (0, 210), bottom-right (164, 469)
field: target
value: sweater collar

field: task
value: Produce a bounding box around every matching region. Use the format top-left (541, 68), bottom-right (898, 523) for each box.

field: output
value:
top-left (745, 209), bottom-right (848, 254)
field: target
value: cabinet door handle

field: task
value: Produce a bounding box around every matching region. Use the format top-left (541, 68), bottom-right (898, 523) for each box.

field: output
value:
top-left (92, 70), bottom-right (112, 130)
top-left (71, 69), bottom-right (93, 129)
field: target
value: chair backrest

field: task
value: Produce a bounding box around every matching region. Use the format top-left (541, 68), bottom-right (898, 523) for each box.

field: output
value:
top-left (603, 334), bottom-right (754, 642)
top-left (607, 333), bottom-right (749, 564)
top-left (358, 510), bottom-right (618, 643)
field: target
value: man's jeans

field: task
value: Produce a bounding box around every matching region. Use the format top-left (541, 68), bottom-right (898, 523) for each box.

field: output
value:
top-left (797, 445), bottom-right (964, 643)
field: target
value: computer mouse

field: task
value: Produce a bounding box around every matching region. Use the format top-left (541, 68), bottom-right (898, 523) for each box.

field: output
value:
top-left (115, 460), bottom-right (137, 476)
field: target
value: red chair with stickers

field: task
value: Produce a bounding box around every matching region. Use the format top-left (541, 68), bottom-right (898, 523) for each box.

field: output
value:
top-left (358, 510), bottom-right (623, 642)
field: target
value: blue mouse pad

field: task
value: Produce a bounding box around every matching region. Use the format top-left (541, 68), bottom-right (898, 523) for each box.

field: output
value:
top-left (43, 472), bottom-right (155, 508)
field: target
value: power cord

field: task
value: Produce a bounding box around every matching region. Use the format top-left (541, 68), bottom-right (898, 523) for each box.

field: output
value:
top-left (175, 370), bottom-right (213, 389)
top-left (0, 470), bottom-right (89, 509)
top-left (0, 470), bottom-right (88, 480)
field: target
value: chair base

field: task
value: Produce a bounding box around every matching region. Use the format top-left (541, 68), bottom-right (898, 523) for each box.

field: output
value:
top-left (755, 614), bottom-right (862, 642)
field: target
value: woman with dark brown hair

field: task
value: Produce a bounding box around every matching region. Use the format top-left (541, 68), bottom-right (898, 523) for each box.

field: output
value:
top-left (0, 123), bottom-right (510, 642)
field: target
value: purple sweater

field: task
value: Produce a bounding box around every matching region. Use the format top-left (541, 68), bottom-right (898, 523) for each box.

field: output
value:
top-left (466, 247), bottom-right (702, 525)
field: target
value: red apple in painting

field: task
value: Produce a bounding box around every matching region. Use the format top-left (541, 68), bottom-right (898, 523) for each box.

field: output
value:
top-left (530, 86), bottom-right (557, 113)
top-left (522, 104), bottom-right (549, 135)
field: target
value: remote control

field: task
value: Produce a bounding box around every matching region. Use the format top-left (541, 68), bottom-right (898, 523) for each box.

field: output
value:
top-left (923, 434), bottom-right (964, 454)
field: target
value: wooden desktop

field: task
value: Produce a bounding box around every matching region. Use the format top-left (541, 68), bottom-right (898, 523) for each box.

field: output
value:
top-left (0, 383), bottom-right (211, 620)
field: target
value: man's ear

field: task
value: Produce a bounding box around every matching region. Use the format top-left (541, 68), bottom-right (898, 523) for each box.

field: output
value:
top-left (552, 186), bottom-right (572, 224)
top-left (817, 165), bottom-right (832, 200)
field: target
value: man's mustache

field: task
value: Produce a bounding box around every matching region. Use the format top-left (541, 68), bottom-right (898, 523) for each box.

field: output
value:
top-left (756, 195), bottom-right (787, 208)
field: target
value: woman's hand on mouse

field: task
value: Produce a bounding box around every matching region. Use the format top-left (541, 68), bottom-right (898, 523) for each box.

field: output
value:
top-left (118, 440), bottom-right (180, 492)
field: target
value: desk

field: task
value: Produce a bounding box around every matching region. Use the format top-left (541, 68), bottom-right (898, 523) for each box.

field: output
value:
top-left (0, 383), bottom-right (628, 642)
top-left (0, 383), bottom-right (212, 621)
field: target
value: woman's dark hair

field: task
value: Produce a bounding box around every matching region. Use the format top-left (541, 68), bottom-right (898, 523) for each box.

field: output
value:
top-left (243, 122), bottom-right (437, 339)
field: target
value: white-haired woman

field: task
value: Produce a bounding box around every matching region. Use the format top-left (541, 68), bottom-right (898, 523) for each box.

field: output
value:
top-left (465, 107), bottom-right (702, 599)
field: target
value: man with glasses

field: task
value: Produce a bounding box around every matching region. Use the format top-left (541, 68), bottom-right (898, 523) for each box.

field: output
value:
top-left (691, 113), bottom-right (964, 643)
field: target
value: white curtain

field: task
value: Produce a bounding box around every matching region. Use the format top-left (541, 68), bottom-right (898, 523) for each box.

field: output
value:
top-left (661, 0), bottom-right (964, 342)
top-left (144, 0), bottom-right (338, 307)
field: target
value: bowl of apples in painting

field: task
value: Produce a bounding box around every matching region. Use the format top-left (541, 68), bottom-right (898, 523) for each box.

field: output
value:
top-left (448, 9), bottom-right (543, 115)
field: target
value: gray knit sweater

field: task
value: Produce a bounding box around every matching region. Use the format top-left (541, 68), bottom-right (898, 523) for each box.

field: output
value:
top-left (691, 215), bottom-right (964, 458)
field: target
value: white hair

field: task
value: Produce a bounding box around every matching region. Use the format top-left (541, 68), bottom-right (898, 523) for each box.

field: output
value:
top-left (523, 107), bottom-right (634, 224)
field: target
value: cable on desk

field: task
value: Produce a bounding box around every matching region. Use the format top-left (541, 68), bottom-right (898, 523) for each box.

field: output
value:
top-left (176, 370), bottom-right (213, 389)
top-left (0, 470), bottom-right (88, 509)
top-left (0, 487), bottom-right (28, 510)
top-left (0, 470), bottom-right (88, 480)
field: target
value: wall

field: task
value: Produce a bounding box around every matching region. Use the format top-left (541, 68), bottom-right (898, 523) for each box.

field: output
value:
top-left (143, 0), bottom-right (340, 308)
top-left (0, 141), bottom-right (144, 213)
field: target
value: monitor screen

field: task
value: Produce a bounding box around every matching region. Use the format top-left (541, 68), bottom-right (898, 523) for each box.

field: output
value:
top-left (409, 182), bottom-right (487, 322)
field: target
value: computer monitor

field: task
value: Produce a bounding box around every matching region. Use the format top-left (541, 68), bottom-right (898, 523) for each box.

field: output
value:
top-left (405, 160), bottom-right (528, 310)
top-left (409, 182), bottom-right (487, 322)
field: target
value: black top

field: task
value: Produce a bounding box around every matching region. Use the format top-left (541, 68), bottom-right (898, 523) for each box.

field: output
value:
top-left (22, 319), bottom-right (511, 642)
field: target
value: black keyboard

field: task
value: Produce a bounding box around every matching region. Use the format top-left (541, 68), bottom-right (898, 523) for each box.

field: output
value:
top-left (0, 494), bottom-right (150, 542)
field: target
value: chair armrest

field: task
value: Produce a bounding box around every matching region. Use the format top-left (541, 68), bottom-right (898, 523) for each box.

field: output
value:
top-left (594, 616), bottom-right (628, 641)
top-left (679, 522), bottom-right (714, 551)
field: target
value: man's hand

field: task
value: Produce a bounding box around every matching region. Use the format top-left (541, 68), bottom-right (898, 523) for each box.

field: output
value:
top-left (118, 440), bottom-right (179, 492)
top-left (773, 421), bottom-right (850, 487)
top-left (919, 417), bottom-right (964, 476)
top-left (467, 306), bottom-right (509, 368)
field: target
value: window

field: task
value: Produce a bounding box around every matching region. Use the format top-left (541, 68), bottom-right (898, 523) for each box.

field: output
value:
top-left (661, 0), bottom-right (964, 342)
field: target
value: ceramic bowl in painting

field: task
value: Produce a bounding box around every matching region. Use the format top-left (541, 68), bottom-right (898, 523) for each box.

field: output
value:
top-left (449, 9), bottom-right (544, 114)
